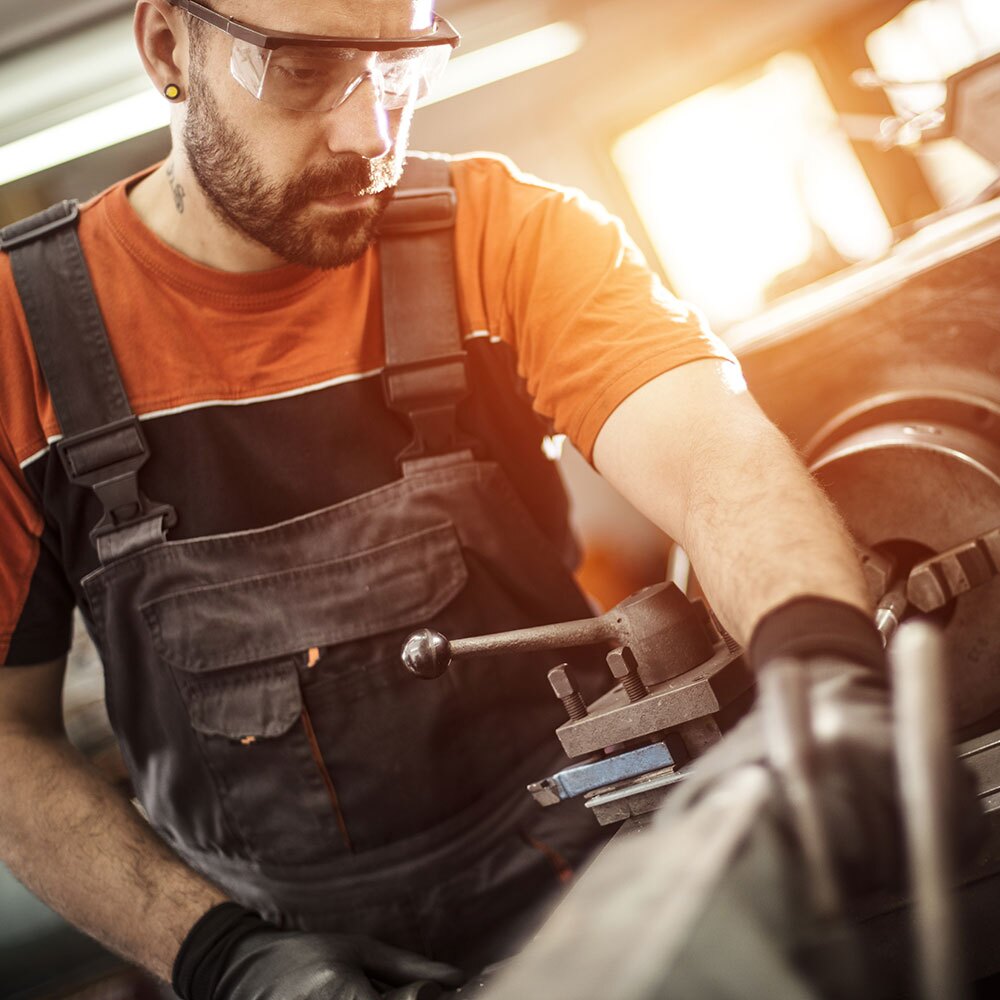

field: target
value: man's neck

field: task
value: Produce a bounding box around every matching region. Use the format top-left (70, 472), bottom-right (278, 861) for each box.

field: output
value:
top-left (127, 156), bottom-right (289, 274)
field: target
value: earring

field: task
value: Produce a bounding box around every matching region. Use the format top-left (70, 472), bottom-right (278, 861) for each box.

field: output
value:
top-left (164, 83), bottom-right (182, 101)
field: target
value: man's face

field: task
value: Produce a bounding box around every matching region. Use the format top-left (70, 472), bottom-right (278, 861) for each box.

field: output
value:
top-left (181, 1), bottom-right (432, 269)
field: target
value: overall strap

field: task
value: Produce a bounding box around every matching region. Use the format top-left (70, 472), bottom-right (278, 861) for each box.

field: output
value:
top-left (1, 201), bottom-right (175, 564)
top-left (379, 155), bottom-right (472, 470)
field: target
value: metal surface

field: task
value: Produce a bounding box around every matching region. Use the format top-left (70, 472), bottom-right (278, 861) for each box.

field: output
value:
top-left (875, 585), bottom-right (908, 645)
top-left (907, 526), bottom-right (1000, 613)
top-left (891, 622), bottom-right (968, 1000)
top-left (855, 744), bottom-right (1000, 999)
top-left (526, 742), bottom-right (675, 806)
top-left (404, 580), bottom-right (748, 826)
top-left (811, 419), bottom-right (1000, 730)
top-left (943, 53), bottom-right (1000, 168)
top-left (555, 641), bottom-right (750, 758)
top-left (547, 664), bottom-right (588, 721)
top-left (607, 645), bottom-right (648, 702)
top-left (728, 196), bottom-right (1000, 356)
top-left (584, 768), bottom-right (685, 825)
top-left (804, 391), bottom-right (1000, 467)
top-left (958, 729), bottom-right (1000, 815)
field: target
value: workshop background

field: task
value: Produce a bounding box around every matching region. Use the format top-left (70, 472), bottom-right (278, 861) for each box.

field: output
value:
top-left (1, 0), bottom-right (999, 996)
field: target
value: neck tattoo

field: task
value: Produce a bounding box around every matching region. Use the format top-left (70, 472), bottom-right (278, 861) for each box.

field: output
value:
top-left (166, 160), bottom-right (186, 215)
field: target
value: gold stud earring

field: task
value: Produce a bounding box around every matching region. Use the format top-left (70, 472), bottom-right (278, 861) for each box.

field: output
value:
top-left (164, 83), bottom-right (182, 101)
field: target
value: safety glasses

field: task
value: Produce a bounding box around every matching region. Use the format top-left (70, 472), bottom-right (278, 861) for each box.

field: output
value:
top-left (168, 1), bottom-right (460, 113)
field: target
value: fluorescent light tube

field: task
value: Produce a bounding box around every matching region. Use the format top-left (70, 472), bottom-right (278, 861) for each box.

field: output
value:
top-left (0, 90), bottom-right (168, 186)
top-left (0, 21), bottom-right (585, 185)
top-left (420, 22), bottom-right (586, 106)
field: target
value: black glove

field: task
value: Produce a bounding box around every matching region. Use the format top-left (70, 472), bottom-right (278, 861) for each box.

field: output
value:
top-left (661, 598), bottom-right (984, 895)
top-left (173, 903), bottom-right (464, 1000)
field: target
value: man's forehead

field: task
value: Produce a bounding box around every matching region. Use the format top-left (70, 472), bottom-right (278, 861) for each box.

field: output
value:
top-left (222, 0), bottom-right (435, 36)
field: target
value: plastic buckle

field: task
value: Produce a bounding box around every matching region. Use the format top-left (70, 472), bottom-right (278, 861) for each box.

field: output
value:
top-left (382, 352), bottom-right (468, 408)
top-left (56, 416), bottom-right (148, 488)
top-left (89, 479), bottom-right (177, 545)
top-left (397, 404), bottom-right (464, 462)
top-left (56, 417), bottom-right (177, 542)
top-left (382, 354), bottom-right (472, 462)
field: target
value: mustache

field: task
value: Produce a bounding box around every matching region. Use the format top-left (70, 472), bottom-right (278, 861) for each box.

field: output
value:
top-left (286, 155), bottom-right (401, 204)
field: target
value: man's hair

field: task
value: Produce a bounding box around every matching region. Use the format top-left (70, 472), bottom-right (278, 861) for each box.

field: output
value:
top-left (185, 11), bottom-right (207, 65)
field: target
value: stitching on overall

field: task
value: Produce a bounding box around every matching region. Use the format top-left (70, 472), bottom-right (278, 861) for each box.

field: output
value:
top-left (140, 528), bottom-right (467, 671)
top-left (83, 460), bottom-right (489, 588)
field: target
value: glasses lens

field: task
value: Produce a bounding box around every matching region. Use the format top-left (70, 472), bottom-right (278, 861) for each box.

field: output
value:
top-left (229, 37), bottom-right (452, 112)
top-left (375, 45), bottom-right (452, 108)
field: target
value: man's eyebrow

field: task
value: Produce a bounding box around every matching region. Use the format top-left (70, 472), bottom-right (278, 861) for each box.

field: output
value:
top-left (271, 45), bottom-right (357, 61)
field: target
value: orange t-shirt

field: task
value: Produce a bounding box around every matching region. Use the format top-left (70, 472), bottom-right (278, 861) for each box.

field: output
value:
top-left (0, 152), bottom-right (734, 664)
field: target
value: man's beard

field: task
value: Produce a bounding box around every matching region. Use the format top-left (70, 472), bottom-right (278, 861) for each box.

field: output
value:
top-left (182, 84), bottom-right (405, 269)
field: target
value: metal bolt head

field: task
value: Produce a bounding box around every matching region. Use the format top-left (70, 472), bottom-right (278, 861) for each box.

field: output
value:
top-left (606, 646), bottom-right (639, 680)
top-left (548, 664), bottom-right (578, 699)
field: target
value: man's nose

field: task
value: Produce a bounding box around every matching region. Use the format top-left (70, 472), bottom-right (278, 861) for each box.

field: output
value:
top-left (323, 73), bottom-right (392, 161)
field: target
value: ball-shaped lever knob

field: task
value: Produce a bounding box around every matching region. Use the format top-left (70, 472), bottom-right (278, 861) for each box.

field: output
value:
top-left (402, 628), bottom-right (453, 679)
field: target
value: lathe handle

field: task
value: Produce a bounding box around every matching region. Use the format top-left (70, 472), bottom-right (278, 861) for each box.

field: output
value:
top-left (401, 614), bottom-right (625, 680)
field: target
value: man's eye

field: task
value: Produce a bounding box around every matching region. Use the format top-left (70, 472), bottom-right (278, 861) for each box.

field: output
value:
top-left (274, 64), bottom-right (324, 83)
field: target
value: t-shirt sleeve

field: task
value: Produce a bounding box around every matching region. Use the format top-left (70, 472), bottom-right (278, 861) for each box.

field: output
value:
top-left (492, 167), bottom-right (737, 460)
top-left (0, 418), bottom-right (73, 665)
top-left (0, 261), bottom-right (75, 666)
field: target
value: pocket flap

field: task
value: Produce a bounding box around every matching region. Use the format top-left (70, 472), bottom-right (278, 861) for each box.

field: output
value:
top-left (185, 659), bottom-right (303, 739)
top-left (143, 523), bottom-right (467, 672)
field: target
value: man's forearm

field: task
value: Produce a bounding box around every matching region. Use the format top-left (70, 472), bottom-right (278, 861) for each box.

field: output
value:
top-left (678, 411), bottom-right (871, 644)
top-left (593, 360), bottom-right (871, 644)
top-left (0, 728), bottom-right (227, 982)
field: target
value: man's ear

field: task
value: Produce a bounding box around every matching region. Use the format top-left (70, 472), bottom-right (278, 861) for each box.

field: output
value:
top-left (134, 0), bottom-right (190, 97)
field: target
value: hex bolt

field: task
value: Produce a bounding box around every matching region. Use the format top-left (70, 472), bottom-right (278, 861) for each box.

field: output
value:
top-left (607, 646), bottom-right (648, 703)
top-left (548, 664), bottom-right (588, 721)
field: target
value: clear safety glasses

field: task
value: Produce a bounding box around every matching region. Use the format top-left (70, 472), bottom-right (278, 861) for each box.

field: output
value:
top-left (168, 1), bottom-right (460, 113)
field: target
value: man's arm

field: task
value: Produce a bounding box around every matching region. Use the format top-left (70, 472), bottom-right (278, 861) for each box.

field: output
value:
top-left (592, 358), bottom-right (871, 643)
top-left (0, 656), bottom-right (227, 982)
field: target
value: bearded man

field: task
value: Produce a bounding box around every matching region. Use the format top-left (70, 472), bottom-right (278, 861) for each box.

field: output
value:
top-left (0, 3), bottom-right (911, 998)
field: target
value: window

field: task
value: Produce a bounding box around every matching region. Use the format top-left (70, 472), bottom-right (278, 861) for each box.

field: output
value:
top-left (612, 53), bottom-right (891, 330)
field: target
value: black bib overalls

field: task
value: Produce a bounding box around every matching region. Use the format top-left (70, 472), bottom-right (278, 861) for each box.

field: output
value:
top-left (1, 157), bottom-right (610, 968)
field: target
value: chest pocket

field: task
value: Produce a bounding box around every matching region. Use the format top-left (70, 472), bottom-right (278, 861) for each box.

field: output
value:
top-left (140, 522), bottom-right (468, 863)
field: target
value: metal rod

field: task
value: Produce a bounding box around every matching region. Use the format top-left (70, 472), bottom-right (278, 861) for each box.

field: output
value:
top-left (876, 585), bottom-right (909, 646)
top-left (447, 613), bottom-right (624, 660)
top-left (891, 621), bottom-right (968, 1000)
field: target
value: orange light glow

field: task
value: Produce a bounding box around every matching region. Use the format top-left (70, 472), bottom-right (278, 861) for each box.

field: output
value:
top-left (867, 0), bottom-right (1000, 206)
top-left (613, 52), bottom-right (892, 330)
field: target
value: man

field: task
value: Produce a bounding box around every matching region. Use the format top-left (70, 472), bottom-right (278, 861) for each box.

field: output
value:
top-left (0, 2), bottom-right (897, 998)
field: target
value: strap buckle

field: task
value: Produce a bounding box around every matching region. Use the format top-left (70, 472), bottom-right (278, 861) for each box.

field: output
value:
top-left (0, 201), bottom-right (80, 251)
top-left (88, 475), bottom-right (177, 545)
top-left (379, 186), bottom-right (457, 236)
top-left (382, 352), bottom-right (472, 461)
top-left (56, 416), bottom-right (177, 545)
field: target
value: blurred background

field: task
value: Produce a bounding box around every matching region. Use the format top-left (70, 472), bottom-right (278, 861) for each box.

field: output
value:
top-left (1, 0), bottom-right (999, 996)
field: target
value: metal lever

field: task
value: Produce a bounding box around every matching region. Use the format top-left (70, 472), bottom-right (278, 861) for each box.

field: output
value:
top-left (401, 582), bottom-right (717, 686)
top-left (892, 621), bottom-right (968, 1000)
top-left (402, 615), bottom-right (623, 679)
